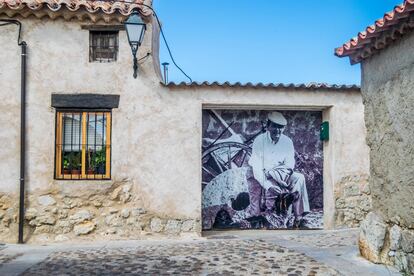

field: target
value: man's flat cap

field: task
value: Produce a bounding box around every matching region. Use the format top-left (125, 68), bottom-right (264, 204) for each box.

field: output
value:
top-left (268, 111), bottom-right (287, 126)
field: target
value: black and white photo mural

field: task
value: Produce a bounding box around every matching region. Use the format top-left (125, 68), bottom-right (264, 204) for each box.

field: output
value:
top-left (202, 110), bottom-right (323, 230)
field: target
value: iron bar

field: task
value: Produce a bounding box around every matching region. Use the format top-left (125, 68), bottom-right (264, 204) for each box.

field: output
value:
top-left (70, 113), bottom-right (74, 179)
top-left (78, 113), bottom-right (82, 179)
top-left (87, 113), bottom-right (89, 177)
top-left (62, 114), bottom-right (66, 176)
top-left (102, 113), bottom-right (105, 176)
top-left (94, 113), bottom-right (97, 178)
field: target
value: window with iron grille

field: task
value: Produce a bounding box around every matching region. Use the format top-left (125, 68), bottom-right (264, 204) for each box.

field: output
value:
top-left (89, 31), bottom-right (118, 62)
top-left (55, 111), bottom-right (112, 180)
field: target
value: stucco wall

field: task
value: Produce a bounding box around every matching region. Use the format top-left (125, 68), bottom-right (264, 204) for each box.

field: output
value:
top-left (361, 32), bottom-right (414, 228)
top-left (359, 30), bottom-right (414, 273)
top-left (0, 15), bottom-right (369, 243)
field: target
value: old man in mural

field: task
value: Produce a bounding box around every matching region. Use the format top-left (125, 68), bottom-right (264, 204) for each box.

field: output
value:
top-left (246, 111), bottom-right (310, 227)
top-left (202, 109), bottom-right (321, 230)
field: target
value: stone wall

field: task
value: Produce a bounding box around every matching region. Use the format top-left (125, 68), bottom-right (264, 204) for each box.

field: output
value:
top-left (0, 182), bottom-right (199, 243)
top-left (359, 212), bottom-right (414, 274)
top-left (360, 28), bottom-right (414, 274)
top-left (334, 174), bottom-right (371, 227)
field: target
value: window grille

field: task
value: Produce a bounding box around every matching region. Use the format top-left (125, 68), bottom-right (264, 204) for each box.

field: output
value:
top-left (89, 31), bottom-right (119, 62)
top-left (55, 111), bottom-right (112, 180)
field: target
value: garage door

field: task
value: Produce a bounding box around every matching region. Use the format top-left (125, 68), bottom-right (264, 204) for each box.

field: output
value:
top-left (202, 109), bottom-right (323, 230)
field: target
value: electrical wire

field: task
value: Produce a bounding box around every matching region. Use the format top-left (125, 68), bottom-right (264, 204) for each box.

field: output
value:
top-left (0, 19), bottom-right (23, 45)
top-left (100, 0), bottom-right (192, 82)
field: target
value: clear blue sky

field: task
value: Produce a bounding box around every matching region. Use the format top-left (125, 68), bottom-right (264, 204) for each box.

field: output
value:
top-left (154, 0), bottom-right (403, 85)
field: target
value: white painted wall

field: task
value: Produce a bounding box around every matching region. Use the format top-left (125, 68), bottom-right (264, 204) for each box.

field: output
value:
top-left (0, 15), bottom-right (369, 230)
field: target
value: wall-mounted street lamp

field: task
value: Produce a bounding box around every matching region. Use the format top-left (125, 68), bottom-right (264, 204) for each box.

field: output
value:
top-left (124, 10), bottom-right (146, 78)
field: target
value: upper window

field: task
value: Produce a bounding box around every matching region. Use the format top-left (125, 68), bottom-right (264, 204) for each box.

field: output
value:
top-left (55, 111), bottom-right (112, 180)
top-left (89, 31), bottom-right (119, 62)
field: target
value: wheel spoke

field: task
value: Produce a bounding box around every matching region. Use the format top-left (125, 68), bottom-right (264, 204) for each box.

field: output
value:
top-left (227, 145), bottom-right (232, 169)
top-left (240, 150), bottom-right (247, 166)
top-left (202, 165), bottom-right (217, 178)
top-left (201, 142), bottom-right (252, 175)
top-left (211, 152), bottom-right (224, 173)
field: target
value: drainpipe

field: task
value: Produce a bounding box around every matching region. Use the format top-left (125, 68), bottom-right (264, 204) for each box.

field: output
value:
top-left (0, 19), bottom-right (27, 244)
top-left (19, 41), bottom-right (27, 244)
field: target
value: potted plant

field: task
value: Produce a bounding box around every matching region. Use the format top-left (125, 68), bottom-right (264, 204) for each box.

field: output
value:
top-left (67, 152), bottom-right (81, 175)
top-left (93, 149), bottom-right (106, 175)
top-left (63, 157), bottom-right (70, 175)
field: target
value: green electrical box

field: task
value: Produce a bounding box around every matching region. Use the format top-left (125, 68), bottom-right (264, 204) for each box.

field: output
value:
top-left (320, 121), bottom-right (329, 141)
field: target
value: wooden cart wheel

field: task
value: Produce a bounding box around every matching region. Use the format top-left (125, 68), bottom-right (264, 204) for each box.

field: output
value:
top-left (202, 142), bottom-right (252, 188)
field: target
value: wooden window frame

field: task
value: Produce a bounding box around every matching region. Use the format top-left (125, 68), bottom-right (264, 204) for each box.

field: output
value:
top-left (89, 31), bottom-right (119, 63)
top-left (55, 110), bottom-right (112, 180)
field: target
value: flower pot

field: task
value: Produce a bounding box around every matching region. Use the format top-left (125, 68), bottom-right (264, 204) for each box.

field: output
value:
top-left (97, 164), bottom-right (105, 174)
top-left (71, 169), bottom-right (80, 175)
top-left (63, 169), bottom-right (71, 175)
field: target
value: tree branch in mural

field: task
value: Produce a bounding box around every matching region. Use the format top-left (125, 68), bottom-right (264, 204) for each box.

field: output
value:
top-left (202, 110), bottom-right (323, 230)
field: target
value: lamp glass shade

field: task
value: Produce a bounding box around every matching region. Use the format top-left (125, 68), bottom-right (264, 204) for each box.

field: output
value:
top-left (124, 11), bottom-right (146, 48)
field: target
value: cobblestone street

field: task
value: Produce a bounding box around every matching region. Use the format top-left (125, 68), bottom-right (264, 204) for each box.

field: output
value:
top-left (0, 229), bottom-right (401, 275)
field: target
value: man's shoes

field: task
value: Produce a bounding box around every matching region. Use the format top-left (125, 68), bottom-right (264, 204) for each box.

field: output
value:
top-left (264, 212), bottom-right (286, 229)
top-left (293, 216), bottom-right (310, 229)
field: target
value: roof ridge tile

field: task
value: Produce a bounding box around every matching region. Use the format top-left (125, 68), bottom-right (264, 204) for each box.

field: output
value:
top-left (0, 0), bottom-right (152, 18)
top-left (336, 0), bottom-right (414, 64)
top-left (164, 81), bottom-right (360, 91)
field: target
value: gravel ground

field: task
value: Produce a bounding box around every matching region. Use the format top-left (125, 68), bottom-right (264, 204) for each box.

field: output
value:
top-left (0, 252), bottom-right (22, 268)
top-left (0, 229), bottom-right (400, 276)
top-left (22, 240), bottom-right (339, 275)
top-left (276, 230), bottom-right (358, 249)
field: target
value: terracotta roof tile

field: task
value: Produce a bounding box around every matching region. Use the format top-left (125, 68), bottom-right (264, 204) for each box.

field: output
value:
top-left (164, 81), bottom-right (360, 92)
top-left (0, 0), bottom-right (152, 21)
top-left (336, 0), bottom-right (414, 64)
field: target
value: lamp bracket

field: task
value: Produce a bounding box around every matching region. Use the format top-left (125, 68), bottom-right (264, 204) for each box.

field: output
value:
top-left (133, 56), bottom-right (138, 78)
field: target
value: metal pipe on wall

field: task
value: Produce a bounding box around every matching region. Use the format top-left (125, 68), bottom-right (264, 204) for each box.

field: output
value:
top-left (19, 41), bottom-right (27, 244)
top-left (0, 19), bottom-right (27, 244)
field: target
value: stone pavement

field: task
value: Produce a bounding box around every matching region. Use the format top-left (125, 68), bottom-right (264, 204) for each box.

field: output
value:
top-left (0, 229), bottom-right (401, 275)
